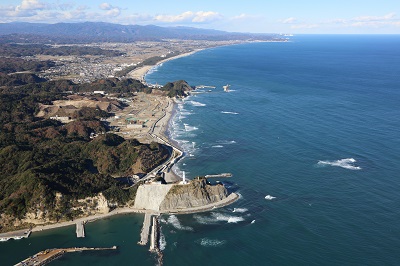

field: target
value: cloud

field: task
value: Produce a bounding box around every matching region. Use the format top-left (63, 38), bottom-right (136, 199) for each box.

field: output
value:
top-left (99, 3), bottom-right (121, 17)
top-left (19, 0), bottom-right (47, 10)
top-left (99, 3), bottom-right (112, 11)
top-left (155, 11), bottom-right (222, 24)
top-left (330, 12), bottom-right (400, 28)
top-left (280, 17), bottom-right (297, 24)
top-left (231, 13), bottom-right (261, 21)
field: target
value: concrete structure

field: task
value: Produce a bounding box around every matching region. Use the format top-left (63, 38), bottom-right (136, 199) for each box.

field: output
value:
top-left (127, 124), bottom-right (143, 129)
top-left (138, 213), bottom-right (152, 245)
top-left (133, 184), bottom-right (173, 211)
top-left (149, 216), bottom-right (159, 252)
top-left (50, 115), bottom-right (72, 123)
top-left (0, 229), bottom-right (30, 242)
top-left (76, 221), bottom-right (85, 238)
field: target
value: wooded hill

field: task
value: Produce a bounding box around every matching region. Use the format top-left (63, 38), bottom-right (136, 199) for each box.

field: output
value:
top-left (0, 71), bottom-right (191, 232)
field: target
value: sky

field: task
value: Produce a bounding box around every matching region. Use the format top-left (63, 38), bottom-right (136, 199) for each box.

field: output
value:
top-left (0, 0), bottom-right (400, 34)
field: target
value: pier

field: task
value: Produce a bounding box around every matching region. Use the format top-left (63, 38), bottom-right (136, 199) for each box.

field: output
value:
top-left (76, 221), bottom-right (85, 238)
top-left (15, 246), bottom-right (117, 266)
top-left (0, 229), bottom-right (31, 242)
top-left (205, 173), bottom-right (233, 178)
top-left (149, 216), bottom-right (159, 251)
top-left (138, 213), bottom-right (153, 245)
top-left (196, 85), bottom-right (216, 89)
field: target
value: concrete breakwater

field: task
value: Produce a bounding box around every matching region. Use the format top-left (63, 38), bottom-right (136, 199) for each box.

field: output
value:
top-left (0, 229), bottom-right (31, 242)
top-left (15, 246), bottom-right (117, 266)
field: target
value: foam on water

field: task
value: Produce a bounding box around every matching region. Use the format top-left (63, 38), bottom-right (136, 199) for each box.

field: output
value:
top-left (212, 145), bottom-right (224, 148)
top-left (221, 111), bottom-right (239, 115)
top-left (317, 158), bottom-right (362, 170)
top-left (216, 140), bottom-right (237, 145)
top-left (193, 212), bottom-right (245, 224)
top-left (167, 215), bottom-right (193, 231)
top-left (265, 195), bottom-right (276, 200)
top-left (213, 212), bottom-right (245, 223)
top-left (159, 230), bottom-right (166, 250)
top-left (196, 238), bottom-right (227, 247)
top-left (184, 123), bottom-right (198, 132)
top-left (189, 100), bottom-right (206, 107)
top-left (232, 208), bottom-right (248, 213)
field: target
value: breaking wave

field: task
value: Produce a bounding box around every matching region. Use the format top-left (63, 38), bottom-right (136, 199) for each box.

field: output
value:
top-left (265, 195), bottom-right (276, 200)
top-left (216, 140), bottom-right (236, 145)
top-left (189, 100), bottom-right (206, 107)
top-left (317, 158), bottom-right (362, 170)
top-left (194, 212), bottom-right (245, 224)
top-left (159, 230), bottom-right (166, 251)
top-left (232, 208), bottom-right (248, 213)
top-left (167, 215), bottom-right (193, 231)
top-left (221, 111), bottom-right (239, 115)
top-left (212, 145), bottom-right (224, 148)
top-left (196, 238), bottom-right (227, 247)
top-left (184, 123), bottom-right (198, 132)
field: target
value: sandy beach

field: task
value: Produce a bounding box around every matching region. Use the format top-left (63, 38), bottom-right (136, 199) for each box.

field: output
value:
top-left (129, 49), bottom-right (203, 83)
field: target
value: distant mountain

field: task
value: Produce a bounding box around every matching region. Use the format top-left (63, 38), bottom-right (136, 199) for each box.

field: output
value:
top-left (0, 22), bottom-right (280, 43)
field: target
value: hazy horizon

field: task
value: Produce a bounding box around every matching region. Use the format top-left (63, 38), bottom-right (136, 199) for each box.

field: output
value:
top-left (0, 0), bottom-right (399, 34)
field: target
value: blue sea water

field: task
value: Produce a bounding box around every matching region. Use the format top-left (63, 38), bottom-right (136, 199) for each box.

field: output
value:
top-left (1, 35), bottom-right (400, 265)
top-left (147, 35), bottom-right (400, 265)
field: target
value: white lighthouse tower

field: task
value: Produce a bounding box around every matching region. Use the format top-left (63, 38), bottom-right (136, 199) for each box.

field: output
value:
top-left (180, 171), bottom-right (187, 184)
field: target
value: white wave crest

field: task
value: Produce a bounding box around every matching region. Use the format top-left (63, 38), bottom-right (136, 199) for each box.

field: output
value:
top-left (265, 195), bottom-right (276, 200)
top-left (213, 212), bottom-right (244, 223)
top-left (317, 158), bottom-right (361, 170)
top-left (212, 145), bottom-right (224, 148)
top-left (232, 208), bottom-right (248, 213)
top-left (197, 238), bottom-right (226, 247)
top-left (167, 215), bottom-right (193, 231)
top-left (221, 111), bottom-right (239, 115)
top-left (251, 220), bottom-right (255, 224)
top-left (190, 101), bottom-right (206, 107)
top-left (184, 124), bottom-right (198, 132)
top-left (159, 231), bottom-right (166, 251)
top-left (216, 140), bottom-right (236, 145)
top-left (194, 212), bottom-right (245, 224)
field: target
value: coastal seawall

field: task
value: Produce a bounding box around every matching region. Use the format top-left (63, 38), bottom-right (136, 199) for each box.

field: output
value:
top-left (133, 184), bottom-right (174, 211)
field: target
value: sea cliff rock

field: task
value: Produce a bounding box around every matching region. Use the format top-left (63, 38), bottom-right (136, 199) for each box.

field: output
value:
top-left (159, 178), bottom-right (228, 211)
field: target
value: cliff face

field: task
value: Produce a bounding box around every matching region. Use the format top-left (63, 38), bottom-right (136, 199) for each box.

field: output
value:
top-left (159, 179), bottom-right (228, 211)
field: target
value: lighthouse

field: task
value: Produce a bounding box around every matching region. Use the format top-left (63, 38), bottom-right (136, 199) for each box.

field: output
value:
top-left (181, 171), bottom-right (187, 184)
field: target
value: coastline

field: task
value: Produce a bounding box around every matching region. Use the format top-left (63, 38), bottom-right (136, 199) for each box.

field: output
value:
top-left (1, 44), bottom-right (239, 237)
top-left (22, 192), bottom-right (240, 235)
top-left (128, 49), bottom-right (203, 83)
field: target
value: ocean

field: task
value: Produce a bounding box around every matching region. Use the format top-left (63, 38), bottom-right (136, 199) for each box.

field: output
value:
top-left (2, 35), bottom-right (400, 265)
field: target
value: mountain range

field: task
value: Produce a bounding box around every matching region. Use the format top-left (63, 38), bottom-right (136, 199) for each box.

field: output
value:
top-left (0, 22), bottom-right (280, 43)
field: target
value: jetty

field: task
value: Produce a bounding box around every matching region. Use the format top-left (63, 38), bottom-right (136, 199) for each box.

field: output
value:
top-left (76, 221), bottom-right (85, 238)
top-left (15, 246), bottom-right (117, 266)
top-left (196, 85), bottom-right (216, 89)
top-left (149, 216), bottom-right (159, 252)
top-left (0, 229), bottom-right (31, 242)
top-left (205, 173), bottom-right (233, 178)
top-left (138, 212), bottom-right (153, 245)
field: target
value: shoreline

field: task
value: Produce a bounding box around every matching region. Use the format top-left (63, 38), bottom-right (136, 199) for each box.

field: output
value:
top-left (10, 192), bottom-right (240, 236)
top-left (129, 49), bottom-right (204, 83)
top-left (1, 44), bottom-right (239, 237)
